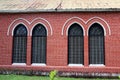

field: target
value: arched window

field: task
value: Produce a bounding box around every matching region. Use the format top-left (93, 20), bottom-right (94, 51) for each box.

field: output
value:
top-left (12, 24), bottom-right (27, 63)
top-left (32, 24), bottom-right (47, 64)
top-left (68, 23), bottom-right (84, 65)
top-left (89, 23), bottom-right (105, 65)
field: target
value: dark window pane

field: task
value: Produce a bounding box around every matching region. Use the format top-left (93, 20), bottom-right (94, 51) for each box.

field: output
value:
top-left (32, 24), bottom-right (47, 63)
top-left (12, 24), bottom-right (27, 63)
top-left (68, 23), bottom-right (84, 64)
top-left (32, 24), bottom-right (47, 37)
top-left (89, 23), bottom-right (105, 64)
top-left (14, 24), bottom-right (27, 37)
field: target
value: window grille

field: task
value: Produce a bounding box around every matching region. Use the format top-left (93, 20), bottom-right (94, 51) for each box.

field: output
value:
top-left (32, 24), bottom-right (47, 63)
top-left (89, 23), bottom-right (105, 64)
top-left (12, 24), bottom-right (27, 63)
top-left (68, 23), bottom-right (84, 64)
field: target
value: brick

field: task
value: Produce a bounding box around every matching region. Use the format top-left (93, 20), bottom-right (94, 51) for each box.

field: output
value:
top-left (0, 12), bottom-right (120, 73)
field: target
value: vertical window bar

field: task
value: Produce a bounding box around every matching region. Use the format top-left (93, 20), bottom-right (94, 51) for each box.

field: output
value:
top-left (32, 24), bottom-right (47, 64)
top-left (89, 23), bottom-right (105, 65)
top-left (68, 23), bottom-right (84, 65)
top-left (12, 24), bottom-right (27, 63)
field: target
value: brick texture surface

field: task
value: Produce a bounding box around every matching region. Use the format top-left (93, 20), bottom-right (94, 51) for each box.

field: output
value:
top-left (0, 12), bottom-right (120, 73)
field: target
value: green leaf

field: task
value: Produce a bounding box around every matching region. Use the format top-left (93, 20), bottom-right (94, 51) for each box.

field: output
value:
top-left (49, 70), bottom-right (58, 80)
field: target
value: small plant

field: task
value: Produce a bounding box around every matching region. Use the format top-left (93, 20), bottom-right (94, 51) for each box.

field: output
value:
top-left (49, 70), bottom-right (58, 80)
top-left (118, 76), bottom-right (120, 79)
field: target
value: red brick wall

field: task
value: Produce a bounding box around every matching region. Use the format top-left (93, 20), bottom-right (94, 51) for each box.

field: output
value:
top-left (0, 12), bottom-right (120, 73)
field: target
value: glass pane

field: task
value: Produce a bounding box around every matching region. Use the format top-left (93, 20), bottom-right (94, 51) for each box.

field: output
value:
top-left (32, 24), bottom-right (47, 63)
top-left (12, 24), bottom-right (27, 63)
top-left (89, 23), bottom-right (105, 64)
top-left (68, 23), bottom-right (84, 64)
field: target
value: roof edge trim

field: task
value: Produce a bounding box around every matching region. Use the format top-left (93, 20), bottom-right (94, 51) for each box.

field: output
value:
top-left (0, 8), bottom-right (120, 13)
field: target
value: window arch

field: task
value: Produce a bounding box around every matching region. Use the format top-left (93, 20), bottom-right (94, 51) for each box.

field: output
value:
top-left (12, 24), bottom-right (27, 63)
top-left (89, 23), bottom-right (105, 65)
top-left (68, 23), bottom-right (84, 65)
top-left (31, 24), bottom-right (47, 64)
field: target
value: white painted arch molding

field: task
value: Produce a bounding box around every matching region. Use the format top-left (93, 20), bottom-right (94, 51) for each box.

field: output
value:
top-left (7, 18), bottom-right (30, 36)
top-left (7, 17), bottom-right (53, 36)
top-left (62, 16), bottom-right (111, 36)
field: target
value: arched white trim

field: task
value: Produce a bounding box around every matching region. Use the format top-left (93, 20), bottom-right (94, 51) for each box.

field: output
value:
top-left (12, 22), bottom-right (29, 36)
top-left (31, 17), bottom-right (53, 35)
top-left (7, 18), bottom-right (30, 36)
top-left (66, 21), bottom-right (85, 36)
top-left (62, 16), bottom-right (111, 36)
top-left (86, 16), bottom-right (111, 35)
top-left (30, 22), bottom-right (49, 36)
top-left (7, 17), bottom-right (53, 36)
top-left (62, 16), bottom-right (85, 35)
top-left (87, 21), bottom-right (106, 36)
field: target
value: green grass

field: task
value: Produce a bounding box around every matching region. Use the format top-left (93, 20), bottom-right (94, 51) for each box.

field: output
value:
top-left (0, 74), bottom-right (118, 80)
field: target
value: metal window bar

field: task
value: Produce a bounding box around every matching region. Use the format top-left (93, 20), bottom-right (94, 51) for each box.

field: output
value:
top-left (68, 23), bottom-right (84, 65)
top-left (12, 24), bottom-right (27, 63)
top-left (89, 23), bottom-right (105, 65)
top-left (32, 37), bottom-right (46, 63)
top-left (31, 24), bottom-right (47, 64)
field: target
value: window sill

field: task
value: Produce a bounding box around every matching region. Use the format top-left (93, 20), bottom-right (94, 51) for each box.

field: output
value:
top-left (12, 63), bottom-right (26, 66)
top-left (68, 64), bottom-right (84, 67)
top-left (89, 64), bottom-right (105, 67)
top-left (31, 63), bottom-right (46, 66)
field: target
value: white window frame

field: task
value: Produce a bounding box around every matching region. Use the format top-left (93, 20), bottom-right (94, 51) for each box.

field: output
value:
top-left (12, 63), bottom-right (26, 66)
top-left (89, 64), bottom-right (105, 67)
top-left (68, 64), bottom-right (84, 67)
top-left (31, 63), bottom-right (46, 66)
